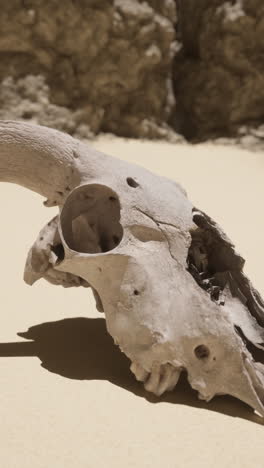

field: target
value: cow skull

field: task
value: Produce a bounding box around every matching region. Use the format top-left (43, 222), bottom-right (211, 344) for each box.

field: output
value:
top-left (1, 121), bottom-right (264, 416)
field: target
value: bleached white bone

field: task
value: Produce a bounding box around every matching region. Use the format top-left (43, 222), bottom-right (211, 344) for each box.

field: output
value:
top-left (0, 121), bottom-right (264, 416)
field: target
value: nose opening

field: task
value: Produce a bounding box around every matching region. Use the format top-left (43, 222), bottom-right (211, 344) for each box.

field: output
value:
top-left (60, 184), bottom-right (124, 254)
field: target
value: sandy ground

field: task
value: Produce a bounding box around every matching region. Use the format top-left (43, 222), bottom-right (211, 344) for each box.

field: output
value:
top-left (0, 137), bottom-right (263, 468)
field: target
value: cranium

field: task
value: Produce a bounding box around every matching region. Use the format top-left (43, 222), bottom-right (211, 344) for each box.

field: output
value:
top-left (1, 121), bottom-right (264, 416)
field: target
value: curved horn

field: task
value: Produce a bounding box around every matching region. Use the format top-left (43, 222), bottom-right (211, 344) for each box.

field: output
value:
top-left (0, 120), bottom-right (97, 205)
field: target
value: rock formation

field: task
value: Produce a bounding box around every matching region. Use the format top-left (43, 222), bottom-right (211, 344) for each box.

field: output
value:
top-left (0, 0), bottom-right (177, 138)
top-left (0, 1), bottom-right (263, 141)
top-left (174, 0), bottom-right (264, 140)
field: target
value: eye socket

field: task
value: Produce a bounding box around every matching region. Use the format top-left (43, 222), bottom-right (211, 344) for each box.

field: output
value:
top-left (194, 345), bottom-right (210, 360)
top-left (60, 184), bottom-right (123, 254)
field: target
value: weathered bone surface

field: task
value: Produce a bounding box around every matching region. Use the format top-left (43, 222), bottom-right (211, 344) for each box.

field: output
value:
top-left (1, 120), bottom-right (264, 416)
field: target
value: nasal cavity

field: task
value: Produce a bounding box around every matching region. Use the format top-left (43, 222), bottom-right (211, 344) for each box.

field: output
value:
top-left (60, 184), bottom-right (123, 254)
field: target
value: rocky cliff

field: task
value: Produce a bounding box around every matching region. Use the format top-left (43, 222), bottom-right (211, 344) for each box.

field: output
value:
top-left (0, 0), bottom-right (177, 138)
top-left (0, 0), bottom-right (263, 141)
top-left (174, 0), bottom-right (264, 140)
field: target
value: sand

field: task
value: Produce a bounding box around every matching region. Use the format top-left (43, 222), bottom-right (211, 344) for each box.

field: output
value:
top-left (0, 137), bottom-right (263, 468)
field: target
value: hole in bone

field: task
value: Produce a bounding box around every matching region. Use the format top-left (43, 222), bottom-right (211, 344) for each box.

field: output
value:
top-left (60, 184), bottom-right (123, 254)
top-left (188, 212), bottom-right (264, 332)
top-left (187, 224), bottom-right (239, 306)
top-left (50, 243), bottom-right (65, 263)
top-left (112, 235), bottom-right (120, 245)
top-left (194, 345), bottom-right (210, 360)
top-left (134, 289), bottom-right (140, 295)
top-left (126, 177), bottom-right (139, 188)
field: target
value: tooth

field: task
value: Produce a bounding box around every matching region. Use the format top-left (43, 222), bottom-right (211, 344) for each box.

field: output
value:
top-left (130, 362), bottom-right (149, 382)
top-left (156, 365), bottom-right (181, 396)
top-left (144, 369), bottom-right (160, 393)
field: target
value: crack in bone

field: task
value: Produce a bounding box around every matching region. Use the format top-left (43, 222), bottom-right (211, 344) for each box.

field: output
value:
top-left (134, 207), bottom-right (182, 264)
top-left (135, 207), bottom-right (184, 231)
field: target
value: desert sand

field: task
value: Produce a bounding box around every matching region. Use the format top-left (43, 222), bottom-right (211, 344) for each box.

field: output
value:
top-left (0, 137), bottom-right (263, 468)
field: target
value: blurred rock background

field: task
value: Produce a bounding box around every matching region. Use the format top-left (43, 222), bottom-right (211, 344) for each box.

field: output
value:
top-left (0, 0), bottom-right (263, 144)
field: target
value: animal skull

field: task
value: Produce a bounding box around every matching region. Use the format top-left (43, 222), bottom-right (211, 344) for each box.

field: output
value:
top-left (1, 121), bottom-right (264, 416)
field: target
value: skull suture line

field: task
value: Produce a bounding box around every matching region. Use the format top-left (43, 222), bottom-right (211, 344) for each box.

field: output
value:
top-left (1, 121), bottom-right (264, 416)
